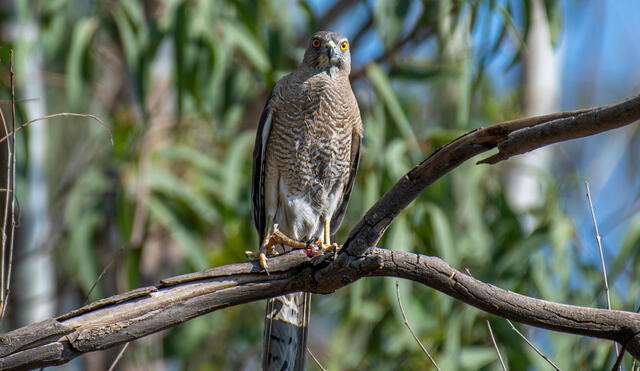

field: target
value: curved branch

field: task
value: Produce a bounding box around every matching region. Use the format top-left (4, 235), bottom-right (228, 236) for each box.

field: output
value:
top-left (370, 249), bottom-right (640, 356)
top-left (1, 248), bottom-right (639, 370)
top-left (2, 92), bottom-right (640, 369)
top-left (343, 93), bottom-right (640, 256)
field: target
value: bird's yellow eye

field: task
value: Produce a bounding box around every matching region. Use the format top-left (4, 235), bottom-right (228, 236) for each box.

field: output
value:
top-left (340, 41), bottom-right (348, 50)
top-left (312, 39), bottom-right (321, 48)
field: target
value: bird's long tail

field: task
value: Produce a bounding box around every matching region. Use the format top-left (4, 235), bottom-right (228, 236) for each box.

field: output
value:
top-left (262, 292), bottom-right (311, 371)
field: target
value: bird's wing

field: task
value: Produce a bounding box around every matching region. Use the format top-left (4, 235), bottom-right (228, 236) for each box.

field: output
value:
top-left (330, 126), bottom-right (362, 234)
top-left (251, 92), bottom-right (274, 241)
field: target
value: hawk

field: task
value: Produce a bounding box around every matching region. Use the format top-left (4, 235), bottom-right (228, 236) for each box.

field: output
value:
top-left (251, 31), bottom-right (363, 370)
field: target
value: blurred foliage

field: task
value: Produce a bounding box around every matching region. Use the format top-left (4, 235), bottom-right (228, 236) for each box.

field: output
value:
top-left (0, 0), bottom-right (638, 370)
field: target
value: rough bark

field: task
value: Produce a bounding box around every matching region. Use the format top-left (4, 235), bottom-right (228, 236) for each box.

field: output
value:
top-left (2, 92), bottom-right (640, 370)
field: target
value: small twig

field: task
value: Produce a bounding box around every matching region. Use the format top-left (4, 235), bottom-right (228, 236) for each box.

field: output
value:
top-left (486, 320), bottom-right (508, 371)
top-left (0, 97), bottom-right (40, 104)
top-left (585, 181), bottom-right (619, 357)
top-left (107, 342), bottom-right (129, 371)
top-left (2, 50), bottom-right (18, 320)
top-left (395, 281), bottom-right (441, 370)
top-left (611, 337), bottom-right (632, 371)
top-left (0, 51), bottom-right (17, 320)
top-left (84, 253), bottom-right (119, 304)
top-left (306, 347), bottom-right (327, 371)
top-left (506, 320), bottom-right (561, 370)
top-left (0, 107), bottom-right (8, 318)
top-left (0, 112), bottom-right (113, 145)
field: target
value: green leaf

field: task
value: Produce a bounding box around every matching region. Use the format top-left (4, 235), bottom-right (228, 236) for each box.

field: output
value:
top-left (222, 20), bottom-right (270, 73)
top-left (66, 17), bottom-right (98, 109)
top-left (146, 166), bottom-right (220, 223)
top-left (147, 195), bottom-right (208, 271)
top-left (112, 5), bottom-right (139, 69)
top-left (218, 132), bottom-right (254, 205)
top-left (425, 203), bottom-right (457, 266)
top-left (611, 213), bottom-right (640, 279)
top-left (367, 64), bottom-right (419, 147)
top-left (459, 346), bottom-right (499, 369)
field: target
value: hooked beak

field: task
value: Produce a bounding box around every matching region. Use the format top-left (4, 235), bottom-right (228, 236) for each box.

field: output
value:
top-left (326, 40), bottom-right (336, 58)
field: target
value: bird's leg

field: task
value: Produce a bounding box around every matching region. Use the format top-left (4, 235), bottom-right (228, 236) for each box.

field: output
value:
top-left (316, 218), bottom-right (340, 253)
top-left (324, 219), bottom-right (330, 248)
top-left (245, 224), bottom-right (283, 271)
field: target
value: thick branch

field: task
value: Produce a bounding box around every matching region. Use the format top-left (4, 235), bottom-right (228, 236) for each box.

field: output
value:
top-left (480, 93), bottom-right (640, 164)
top-left (2, 92), bottom-right (640, 369)
top-left (1, 248), bottom-right (639, 370)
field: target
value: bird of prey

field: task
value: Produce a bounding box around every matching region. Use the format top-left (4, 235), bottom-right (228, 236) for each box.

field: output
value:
top-left (250, 31), bottom-right (363, 370)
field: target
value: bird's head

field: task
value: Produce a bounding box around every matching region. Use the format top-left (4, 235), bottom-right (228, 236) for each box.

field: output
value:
top-left (302, 31), bottom-right (351, 75)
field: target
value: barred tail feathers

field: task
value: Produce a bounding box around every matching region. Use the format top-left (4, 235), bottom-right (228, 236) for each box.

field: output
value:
top-left (262, 292), bottom-right (311, 371)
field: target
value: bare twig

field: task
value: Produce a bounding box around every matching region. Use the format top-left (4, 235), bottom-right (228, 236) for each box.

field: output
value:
top-left (83, 246), bottom-right (126, 304)
top-left (395, 281), bottom-right (440, 370)
top-left (0, 113), bottom-right (112, 146)
top-left (306, 347), bottom-right (327, 371)
top-left (506, 320), bottom-right (561, 370)
top-left (107, 342), bottom-right (129, 371)
top-left (612, 338), bottom-right (631, 371)
top-left (84, 257), bottom-right (117, 304)
top-left (5, 50), bottom-right (17, 321)
top-left (486, 320), bottom-right (508, 371)
top-left (585, 181), bottom-right (618, 358)
top-left (0, 107), bottom-right (8, 318)
top-left (5, 56), bottom-right (20, 318)
top-left (585, 181), bottom-right (613, 310)
top-left (0, 51), bottom-right (17, 320)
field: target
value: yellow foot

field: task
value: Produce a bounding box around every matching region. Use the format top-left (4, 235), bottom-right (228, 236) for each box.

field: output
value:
top-left (246, 224), bottom-right (319, 271)
top-left (245, 251), bottom-right (271, 271)
top-left (245, 224), bottom-right (282, 272)
top-left (314, 240), bottom-right (340, 253)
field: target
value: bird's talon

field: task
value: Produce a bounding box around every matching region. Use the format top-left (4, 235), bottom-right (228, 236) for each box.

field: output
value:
top-left (315, 241), bottom-right (340, 252)
top-left (259, 252), bottom-right (270, 273)
top-left (305, 238), bottom-right (316, 249)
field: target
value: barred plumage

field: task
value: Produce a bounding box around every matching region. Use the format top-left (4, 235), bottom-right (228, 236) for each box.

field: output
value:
top-left (251, 31), bottom-right (363, 370)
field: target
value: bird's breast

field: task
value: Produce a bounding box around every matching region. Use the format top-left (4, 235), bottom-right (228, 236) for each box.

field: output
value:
top-left (268, 78), bottom-right (357, 200)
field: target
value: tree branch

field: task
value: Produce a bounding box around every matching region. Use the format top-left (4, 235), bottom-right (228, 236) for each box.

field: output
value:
top-left (2, 248), bottom-right (640, 370)
top-left (343, 93), bottom-right (640, 256)
top-left (2, 92), bottom-right (640, 369)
